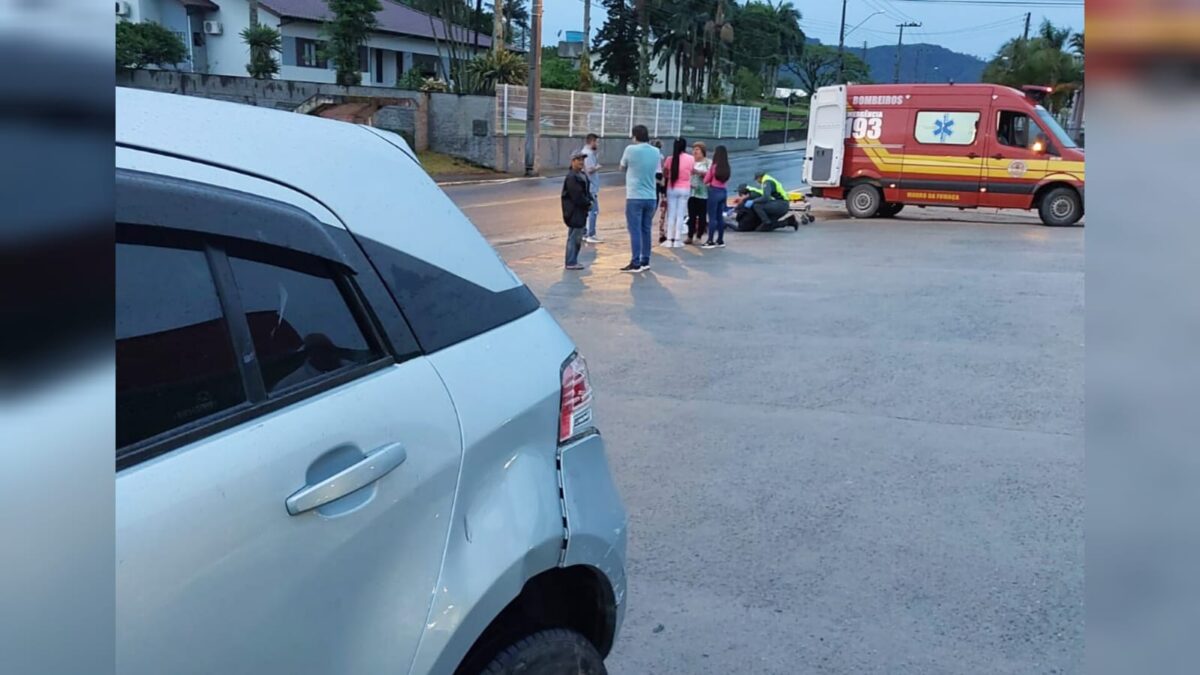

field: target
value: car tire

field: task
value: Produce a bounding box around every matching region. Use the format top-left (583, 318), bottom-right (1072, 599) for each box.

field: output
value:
top-left (1038, 186), bottom-right (1082, 226)
top-left (847, 184), bottom-right (882, 218)
top-left (481, 629), bottom-right (607, 675)
top-left (875, 202), bottom-right (904, 218)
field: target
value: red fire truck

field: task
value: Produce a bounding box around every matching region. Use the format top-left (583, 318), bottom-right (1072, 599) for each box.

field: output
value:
top-left (802, 83), bottom-right (1085, 226)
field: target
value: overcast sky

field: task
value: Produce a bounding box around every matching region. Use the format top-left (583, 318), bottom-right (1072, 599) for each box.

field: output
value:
top-left (541, 0), bottom-right (1084, 61)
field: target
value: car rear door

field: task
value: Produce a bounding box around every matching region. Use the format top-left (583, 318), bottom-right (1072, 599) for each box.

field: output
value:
top-left (804, 85), bottom-right (848, 187)
top-left (115, 150), bottom-right (462, 675)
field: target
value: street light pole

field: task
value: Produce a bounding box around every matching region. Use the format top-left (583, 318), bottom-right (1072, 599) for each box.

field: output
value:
top-left (525, 0), bottom-right (543, 176)
top-left (893, 22), bottom-right (921, 83)
top-left (836, 0), bottom-right (848, 81)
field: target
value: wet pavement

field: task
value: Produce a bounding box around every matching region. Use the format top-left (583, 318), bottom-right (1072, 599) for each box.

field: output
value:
top-left (443, 156), bottom-right (1084, 674)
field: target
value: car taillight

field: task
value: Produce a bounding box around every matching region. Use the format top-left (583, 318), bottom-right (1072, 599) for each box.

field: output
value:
top-left (559, 353), bottom-right (594, 444)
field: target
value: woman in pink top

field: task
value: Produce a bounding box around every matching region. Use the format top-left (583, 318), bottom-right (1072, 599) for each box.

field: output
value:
top-left (662, 137), bottom-right (695, 248)
top-left (702, 144), bottom-right (732, 248)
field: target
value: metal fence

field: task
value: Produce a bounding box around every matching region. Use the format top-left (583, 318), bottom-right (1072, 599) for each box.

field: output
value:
top-left (497, 85), bottom-right (761, 139)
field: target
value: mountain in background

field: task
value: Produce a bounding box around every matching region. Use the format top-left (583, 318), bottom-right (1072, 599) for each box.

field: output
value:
top-left (860, 43), bottom-right (988, 84)
top-left (791, 38), bottom-right (988, 86)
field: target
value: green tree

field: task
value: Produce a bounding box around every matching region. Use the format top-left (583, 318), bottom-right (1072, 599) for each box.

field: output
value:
top-left (323, 0), bottom-right (382, 86)
top-left (541, 46), bottom-right (579, 90)
top-left (729, 0), bottom-right (804, 99)
top-left (115, 21), bottom-right (187, 70)
top-left (730, 66), bottom-right (762, 103)
top-left (982, 20), bottom-right (1082, 113)
top-left (594, 0), bottom-right (641, 93)
top-left (784, 43), bottom-right (869, 94)
top-left (242, 24), bottom-right (282, 79)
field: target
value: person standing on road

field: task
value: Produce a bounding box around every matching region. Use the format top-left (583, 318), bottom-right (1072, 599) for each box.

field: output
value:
top-left (619, 125), bottom-right (661, 273)
top-left (562, 151), bottom-right (593, 270)
top-left (703, 145), bottom-right (731, 248)
top-left (652, 139), bottom-right (668, 244)
top-left (580, 133), bottom-right (603, 243)
top-left (686, 142), bottom-right (710, 245)
top-left (663, 137), bottom-right (695, 248)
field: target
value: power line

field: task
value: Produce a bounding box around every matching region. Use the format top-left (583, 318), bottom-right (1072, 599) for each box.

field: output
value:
top-left (884, 0), bottom-right (1081, 5)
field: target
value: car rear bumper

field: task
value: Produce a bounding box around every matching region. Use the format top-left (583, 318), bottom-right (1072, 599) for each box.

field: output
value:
top-left (559, 431), bottom-right (628, 640)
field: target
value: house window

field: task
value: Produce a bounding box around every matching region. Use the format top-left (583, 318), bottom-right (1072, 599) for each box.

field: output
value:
top-left (412, 53), bottom-right (441, 78)
top-left (395, 51), bottom-right (405, 77)
top-left (359, 46), bottom-right (369, 73)
top-left (296, 38), bottom-right (327, 69)
top-left (375, 48), bottom-right (384, 83)
top-left (913, 111), bottom-right (980, 146)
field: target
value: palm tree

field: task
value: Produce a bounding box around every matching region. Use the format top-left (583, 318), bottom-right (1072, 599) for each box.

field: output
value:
top-left (1038, 18), bottom-right (1071, 51)
top-left (1069, 31), bottom-right (1084, 57)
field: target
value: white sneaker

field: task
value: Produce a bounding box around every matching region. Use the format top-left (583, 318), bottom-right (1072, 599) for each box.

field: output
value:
top-left (589, 235), bottom-right (604, 243)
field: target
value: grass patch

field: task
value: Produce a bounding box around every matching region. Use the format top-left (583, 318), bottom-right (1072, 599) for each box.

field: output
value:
top-left (417, 150), bottom-right (500, 177)
top-left (759, 119), bottom-right (806, 132)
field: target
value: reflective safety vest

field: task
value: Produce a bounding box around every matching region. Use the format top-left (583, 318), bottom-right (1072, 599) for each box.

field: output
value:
top-left (760, 174), bottom-right (786, 200)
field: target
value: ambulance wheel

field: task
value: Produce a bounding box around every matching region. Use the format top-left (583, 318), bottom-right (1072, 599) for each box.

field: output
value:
top-left (875, 202), bottom-right (904, 218)
top-left (1038, 186), bottom-right (1082, 226)
top-left (847, 184), bottom-right (882, 218)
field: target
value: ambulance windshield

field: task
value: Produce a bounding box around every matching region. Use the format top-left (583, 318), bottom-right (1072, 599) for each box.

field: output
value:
top-left (1034, 106), bottom-right (1079, 149)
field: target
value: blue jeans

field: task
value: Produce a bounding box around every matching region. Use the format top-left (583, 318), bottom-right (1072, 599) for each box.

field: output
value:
top-left (565, 226), bottom-right (584, 266)
top-left (706, 187), bottom-right (728, 243)
top-left (625, 198), bottom-right (656, 266)
top-left (587, 187), bottom-right (600, 237)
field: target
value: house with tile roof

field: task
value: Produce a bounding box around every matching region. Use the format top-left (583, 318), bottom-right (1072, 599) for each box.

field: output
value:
top-left (116, 0), bottom-right (493, 85)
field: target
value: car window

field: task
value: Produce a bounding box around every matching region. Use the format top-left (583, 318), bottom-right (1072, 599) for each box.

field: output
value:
top-left (116, 243), bottom-right (246, 448)
top-left (996, 110), bottom-right (1045, 151)
top-left (913, 111), bottom-right (980, 146)
top-left (228, 255), bottom-right (381, 395)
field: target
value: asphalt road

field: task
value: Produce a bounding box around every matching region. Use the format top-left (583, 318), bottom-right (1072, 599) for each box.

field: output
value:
top-left (443, 159), bottom-right (1084, 674)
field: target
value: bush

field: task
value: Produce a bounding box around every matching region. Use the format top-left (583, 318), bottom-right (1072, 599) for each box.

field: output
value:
top-left (116, 21), bottom-right (187, 70)
top-left (242, 24), bottom-right (282, 80)
top-left (465, 50), bottom-right (528, 95)
top-left (397, 69), bottom-right (449, 93)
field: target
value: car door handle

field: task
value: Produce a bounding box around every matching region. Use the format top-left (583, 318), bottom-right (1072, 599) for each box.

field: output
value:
top-left (967, 152), bottom-right (979, 159)
top-left (991, 153), bottom-right (1004, 160)
top-left (286, 442), bottom-right (407, 516)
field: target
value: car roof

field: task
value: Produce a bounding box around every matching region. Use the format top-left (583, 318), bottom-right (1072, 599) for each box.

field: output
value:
top-left (115, 87), bottom-right (521, 293)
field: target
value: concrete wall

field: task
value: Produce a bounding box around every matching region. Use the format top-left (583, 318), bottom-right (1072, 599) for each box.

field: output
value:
top-left (117, 69), bottom-right (423, 110)
top-left (427, 93), bottom-right (498, 168)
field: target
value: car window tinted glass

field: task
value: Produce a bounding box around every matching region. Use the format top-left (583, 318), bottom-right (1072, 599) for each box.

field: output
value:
top-left (116, 243), bottom-right (246, 448)
top-left (229, 256), bottom-right (379, 395)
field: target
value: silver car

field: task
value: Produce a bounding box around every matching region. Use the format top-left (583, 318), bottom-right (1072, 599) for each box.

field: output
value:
top-left (115, 88), bottom-right (627, 674)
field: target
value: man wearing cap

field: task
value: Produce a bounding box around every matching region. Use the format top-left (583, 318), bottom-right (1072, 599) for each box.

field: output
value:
top-left (561, 151), bottom-right (593, 270)
top-left (750, 169), bottom-right (795, 232)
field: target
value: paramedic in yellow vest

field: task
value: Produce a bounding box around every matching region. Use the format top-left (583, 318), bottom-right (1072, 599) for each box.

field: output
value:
top-left (751, 169), bottom-right (795, 232)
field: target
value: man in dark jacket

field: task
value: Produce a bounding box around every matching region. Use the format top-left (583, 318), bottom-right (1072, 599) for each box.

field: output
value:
top-left (562, 151), bottom-right (593, 270)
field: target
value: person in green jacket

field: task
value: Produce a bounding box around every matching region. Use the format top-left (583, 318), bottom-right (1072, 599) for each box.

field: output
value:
top-left (750, 169), bottom-right (795, 232)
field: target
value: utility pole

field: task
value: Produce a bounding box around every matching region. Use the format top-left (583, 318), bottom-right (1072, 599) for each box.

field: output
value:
top-left (862, 40), bottom-right (868, 63)
top-left (836, 0), bottom-right (849, 80)
top-left (473, 0), bottom-right (483, 51)
top-left (580, 0), bottom-right (592, 88)
top-left (893, 22), bottom-right (921, 83)
top-left (525, 0), bottom-right (543, 176)
top-left (1022, 12), bottom-right (1031, 41)
top-left (493, 0), bottom-right (505, 55)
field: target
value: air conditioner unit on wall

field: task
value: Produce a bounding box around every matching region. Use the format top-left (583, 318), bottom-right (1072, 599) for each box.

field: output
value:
top-left (203, 21), bottom-right (222, 35)
top-left (115, 1), bottom-right (130, 16)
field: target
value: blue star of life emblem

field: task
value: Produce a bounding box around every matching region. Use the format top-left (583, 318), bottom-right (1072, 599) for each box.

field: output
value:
top-left (933, 114), bottom-right (955, 142)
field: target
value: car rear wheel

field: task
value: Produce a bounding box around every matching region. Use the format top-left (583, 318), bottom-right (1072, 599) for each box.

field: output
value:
top-left (481, 628), bottom-right (607, 675)
top-left (1038, 186), bottom-right (1082, 226)
top-left (847, 184), bottom-right (882, 218)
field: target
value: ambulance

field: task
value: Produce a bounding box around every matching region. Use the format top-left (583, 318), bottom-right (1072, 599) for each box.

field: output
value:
top-left (802, 83), bottom-right (1085, 226)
